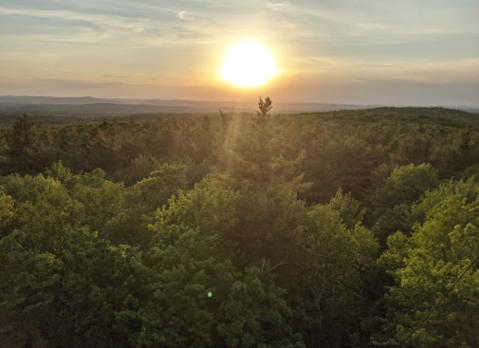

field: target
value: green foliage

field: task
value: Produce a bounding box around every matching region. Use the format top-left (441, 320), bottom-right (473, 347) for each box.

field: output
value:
top-left (373, 163), bottom-right (440, 206)
top-left (0, 227), bottom-right (144, 348)
top-left (113, 154), bottom-right (157, 186)
top-left (135, 179), bottom-right (303, 347)
top-left (289, 204), bottom-right (378, 347)
top-left (43, 160), bottom-right (74, 183)
top-left (381, 178), bottom-right (479, 347)
top-left (137, 230), bottom-right (302, 348)
top-left (329, 187), bottom-right (366, 230)
top-left (1, 107), bottom-right (479, 347)
top-left (369, 163), bottom-right (440, 246)
top-left (134, 163), bottom-right (189, 211)
top-left (149, 179), bottom-right (240, 246)
top-left (0, 172), bottom-right (83, 253)
top-left (2, 115), bottom-right (42, 174)
top-left (0, 187), bottom-right (14, 229)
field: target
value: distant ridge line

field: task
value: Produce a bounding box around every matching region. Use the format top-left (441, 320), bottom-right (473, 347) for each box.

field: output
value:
top-left (0, 96), bottom-right (477, 115)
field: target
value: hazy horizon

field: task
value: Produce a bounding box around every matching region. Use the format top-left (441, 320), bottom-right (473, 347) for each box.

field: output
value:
top-left (2, 94), bottom-right (479, 109)
top-left (1, 0), bottom-right (478, 106)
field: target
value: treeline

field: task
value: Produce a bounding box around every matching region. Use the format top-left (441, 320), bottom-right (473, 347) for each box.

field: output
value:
top-left (1, 106), bottom-right (477, 202)
top-left (0, 100), bottom-right (478, 347)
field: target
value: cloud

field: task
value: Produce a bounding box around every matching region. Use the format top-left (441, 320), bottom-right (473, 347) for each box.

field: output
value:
top-left (352, 59), bottom-right (479, 84)
top-left (0, 6), bottom-right (165, 28)
top-left (286, 55), bottom-right (479, 86)
top-left (104, 75), bottom-right (130, 79)
top-left (177, 11), bottom-right (193, 20)
top-left (0, 6), bottom-right (213, 47)
top-left (0, 51), bottom-right (62, 61)
top-left (268, 1), bottom-right (288, 11)
top-left (33, 78), bottom-right (124, 89)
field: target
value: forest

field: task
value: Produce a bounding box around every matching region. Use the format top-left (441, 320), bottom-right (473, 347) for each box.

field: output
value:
top-left (1, 98), bottom-right (479, 348)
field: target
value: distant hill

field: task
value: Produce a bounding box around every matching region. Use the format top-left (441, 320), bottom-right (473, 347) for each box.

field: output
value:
top-left (0, 96), bottom-right (477, 119)
top-left (0, 96), bottom-right (104, 105)
top-left (0, 96), bottom-right (378, 117)
top-left (0, 102), bottom-right (201, 118)
top-left (461, 108), bottom-right (479, 114)
top-left (0, 105), bottom-right (476, 127)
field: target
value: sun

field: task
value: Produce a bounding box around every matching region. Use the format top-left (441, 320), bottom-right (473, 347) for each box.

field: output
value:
top-left (221, 42), bottom-right (277, 87)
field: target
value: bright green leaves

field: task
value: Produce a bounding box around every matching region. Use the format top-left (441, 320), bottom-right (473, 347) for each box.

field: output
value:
top-left (382, 178), bottom-right (479, 347)
top-left (0, 226), bottom-right (144, 348)
top-left (370, 163), bottom-right (440, 246)
top-left (329, 187), bottom-right (366, 230)
top-left (0, 173), bottom-right (81, 253)
top-left (149, 180), bottom-right (240, 247)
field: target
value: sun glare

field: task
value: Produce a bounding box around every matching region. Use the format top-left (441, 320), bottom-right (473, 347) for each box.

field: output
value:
top-left (221, 42), bottom-right (277, 87)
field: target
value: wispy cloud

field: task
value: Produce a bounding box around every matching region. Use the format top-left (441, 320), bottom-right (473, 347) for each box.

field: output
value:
top-left (287, 56), bottom-right (479, 85)
top-left (103, 75), bottom-right (130, 79)
top-left (0, 7), bottom-right (169, 29)
top-left (267, 1), bottom-right (288, 11)
top-left (0, 51), bottom-right (62, 61)
top-left (178, 11), bottom-right (193, 20)
top-left (354, 59), bottom-right (479, 84)
top-left (0, 6), bottom-right (213, 47)
top-left (33, 78), bottom-right (125, 89)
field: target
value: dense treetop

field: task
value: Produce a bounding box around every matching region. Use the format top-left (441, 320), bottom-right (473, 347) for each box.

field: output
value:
top-left (1, 102), bottom-right (478, 347)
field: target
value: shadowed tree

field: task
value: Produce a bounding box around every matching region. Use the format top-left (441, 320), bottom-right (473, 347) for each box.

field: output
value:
top-left (2, 115), bottom-right (41, 174)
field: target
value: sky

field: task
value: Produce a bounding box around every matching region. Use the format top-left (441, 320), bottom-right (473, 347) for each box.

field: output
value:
top-left (0, 0), bottom-right (478, 106)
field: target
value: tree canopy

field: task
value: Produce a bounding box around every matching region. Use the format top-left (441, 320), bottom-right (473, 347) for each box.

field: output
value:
top-left (1, 103), bottom-right (479, 347)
